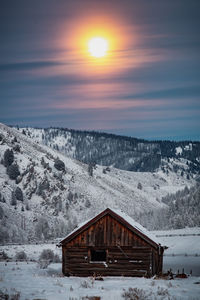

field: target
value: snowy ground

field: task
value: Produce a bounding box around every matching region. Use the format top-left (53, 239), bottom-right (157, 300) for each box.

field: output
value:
top-left (0, 241), bottom-right (62, 262)
top-left (0, 228), bottom-right (200, 299)
top-left (152, 227), bottom-right (200, 276)
top-left (164, 256), bottom-right (200, 277)
top-left (152, 227), bottom-right (200, 256)
top-left (0, 262), bottom-right (200, 300)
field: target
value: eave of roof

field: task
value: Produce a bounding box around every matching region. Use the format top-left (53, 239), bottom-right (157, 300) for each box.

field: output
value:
top-left (60, 208), bottom-right (160, 249)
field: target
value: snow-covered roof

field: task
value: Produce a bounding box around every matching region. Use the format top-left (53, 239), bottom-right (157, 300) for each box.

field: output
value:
top-left (60, 207), bottom-right (162, 247)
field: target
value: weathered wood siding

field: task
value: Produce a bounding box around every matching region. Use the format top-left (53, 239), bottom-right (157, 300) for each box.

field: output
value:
top-left (66, 215), bottom-right (149, 247)
top-left (63, 246), bottom-right (153, 277)
top-left (62, 214), bottom-right (162, 276)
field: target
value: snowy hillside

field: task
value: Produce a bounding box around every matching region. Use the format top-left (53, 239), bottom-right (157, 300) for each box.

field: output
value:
top-left (16, 127), bottom-right (200, 175)
top-left (0, 123), bottom-right (197, 243)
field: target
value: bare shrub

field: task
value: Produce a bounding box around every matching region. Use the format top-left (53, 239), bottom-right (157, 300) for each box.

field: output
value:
top-left (38, 259), bottom-right (51, 269)
top-left (0, 289), bottom-right (20, 300)
top-left (85, 199), bottom-right (91, 208)
top-left (80, 280), bottom-right (91, 288)
top-left (151, 280), bottom-right (155, 286)
top-left (0, 251), bottom-right (9, 261)
top-left (53, 254), bottom-right (61, 263)
top-left (39, 249), bottom-right (54, 261)
top-left (157, 286), bottom-right (169, 296)
top-left (13, 144), bottom-right (20, 152)
top-left (122, 287), bottom-right (149, 300)
top-left (15, 251), bottom-right (27, 261)
top-left (38, 249), bottom-right (60, 269)
top-left (10, 291), bottom-right (21, 300)
top-left (167, 282), bottom-right (173, 288)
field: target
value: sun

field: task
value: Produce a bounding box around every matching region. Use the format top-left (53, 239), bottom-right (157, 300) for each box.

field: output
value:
top-left (88, 37), bottom-right (108, 58)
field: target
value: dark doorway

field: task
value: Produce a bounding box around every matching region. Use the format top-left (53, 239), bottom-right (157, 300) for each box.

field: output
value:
top-left (90, 249), bottom-right (106, 262)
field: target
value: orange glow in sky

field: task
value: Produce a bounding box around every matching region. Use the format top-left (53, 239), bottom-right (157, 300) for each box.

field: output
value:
top-left (58, 15), bottom-right (130, 71)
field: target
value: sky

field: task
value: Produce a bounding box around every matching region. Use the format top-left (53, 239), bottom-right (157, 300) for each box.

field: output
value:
top-left (0, 0), bottom-right (200, 141)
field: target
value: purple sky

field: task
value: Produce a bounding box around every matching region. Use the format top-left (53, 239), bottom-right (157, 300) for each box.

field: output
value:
top-left (0, 0), bottom-right (200, 140)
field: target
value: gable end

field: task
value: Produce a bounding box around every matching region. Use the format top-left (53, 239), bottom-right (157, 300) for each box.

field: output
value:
top-left (60, 208), bottom-right (159, 249)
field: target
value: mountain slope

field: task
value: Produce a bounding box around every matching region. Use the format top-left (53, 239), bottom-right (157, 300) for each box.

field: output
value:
top-left (16, 127), bottom-right (200, 174)
top-left (0, 123), bottom-right (196, 243)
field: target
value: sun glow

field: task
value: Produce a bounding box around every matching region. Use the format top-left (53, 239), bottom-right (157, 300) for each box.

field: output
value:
top-left (88, 37), bottom-right (108, 58)
top-left (59, 16), bottom-right (132, 70)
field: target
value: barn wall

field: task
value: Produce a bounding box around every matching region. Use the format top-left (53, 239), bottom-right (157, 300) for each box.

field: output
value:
top-left (63, 246), bottom-right (153, 277)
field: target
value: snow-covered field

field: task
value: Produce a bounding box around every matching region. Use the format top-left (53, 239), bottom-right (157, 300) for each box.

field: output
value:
top-left (151, 227), bottom-right (200, 277)
top-left (164, 256), bottom-right (200, 277)
top-left (0, 262), bottom-right (200, 300)
top-left (1, 228), bottom-right (200, 299)
top-left (152, 227), bottom-right (200, 256)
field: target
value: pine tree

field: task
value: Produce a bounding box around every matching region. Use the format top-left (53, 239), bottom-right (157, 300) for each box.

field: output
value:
top-left (7, 163), bottom-right (20, 180)
top-left (3, 149), bottom-right (14, 167)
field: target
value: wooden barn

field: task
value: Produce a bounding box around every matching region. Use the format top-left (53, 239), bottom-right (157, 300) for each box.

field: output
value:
top-left (59, 208), bottom-right (166, 277)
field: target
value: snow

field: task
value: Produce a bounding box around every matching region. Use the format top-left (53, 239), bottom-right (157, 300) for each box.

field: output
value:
top-left (164, 256), bottom-right (200, 276)
top-left (0, 242), bottom-right (61, 261)
top-left (176, 147), bottom-right (183, 155)
top-left (152, 228), bottom-right (200, 256)
top-left (0, 262), bottom-right (200, 300)
top-left (184, 144), bottom-right (193, 151)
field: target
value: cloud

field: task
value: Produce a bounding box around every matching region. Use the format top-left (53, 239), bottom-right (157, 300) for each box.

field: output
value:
top-left (0, 61), bottom-right (63, 72)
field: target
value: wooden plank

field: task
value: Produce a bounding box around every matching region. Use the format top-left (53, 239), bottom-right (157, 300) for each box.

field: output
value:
top-left (66, 259), bottom-right (87, 262)
top-left (108, 260), bottom-right (150, 265)
top-left (109, 251), bottom-right (151, 257)
top-left (109, 246), bottom-right (151, 251)
top-left (65, 269), bottom-right (148, 277)
top-left (104, 215), bottom-right (107, 245)
top-left (110, 215), bottom-right (113, 246)
top-left (65, 246), bottom-right (88, 251)
top-left (66, 262), bottom-right (150, 269)
top-left (108, 254), bottom-right (151, 260)
top-left (66, 266), bottom-right (149, 274)
top-left (65, 246), bottom-right (151, 251)
top-left (65, 269), bottom-right (147, 274)
top-left (108, 246), bottom-right (151, 253)
top-left (65, 251), bottom-right (88, 256)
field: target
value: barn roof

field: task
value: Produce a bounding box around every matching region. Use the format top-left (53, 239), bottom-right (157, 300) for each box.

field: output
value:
top-left (60, 208), bottom-right (162, 249)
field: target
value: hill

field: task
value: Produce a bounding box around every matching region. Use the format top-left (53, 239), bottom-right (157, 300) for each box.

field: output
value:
top-left (0, 123), bottom-right (196, 243)
top-left (16, 127), bottom-right (200, 175)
